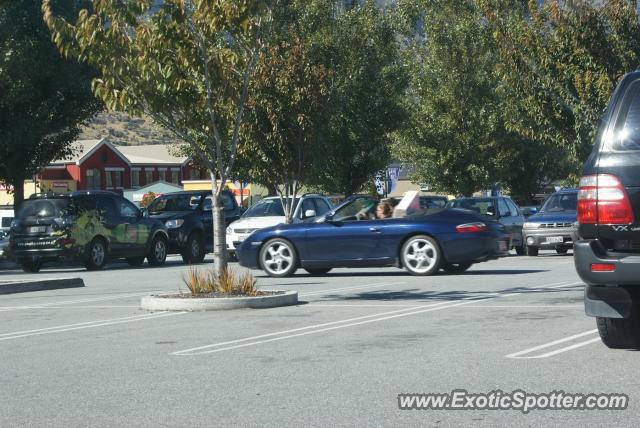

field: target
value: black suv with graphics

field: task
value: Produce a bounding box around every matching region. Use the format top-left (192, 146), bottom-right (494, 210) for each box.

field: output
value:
top-left (145, 190), bottom-right (241, 263)
top-left (10, 191), bottom-right (169, 272)
top-left (575, 71), bottom-right (640, 349)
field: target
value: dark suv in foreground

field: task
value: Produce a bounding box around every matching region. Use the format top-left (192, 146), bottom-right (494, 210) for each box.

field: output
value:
top-left (10, 192), bottom-right (169, 272)
top-left (145, 190), bottom-right (241, 263)
top-left (575, 70), bottom-right (640, 349)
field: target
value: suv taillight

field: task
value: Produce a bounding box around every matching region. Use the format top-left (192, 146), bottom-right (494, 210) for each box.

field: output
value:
top-left (577, 174), bottom-right (634, 225)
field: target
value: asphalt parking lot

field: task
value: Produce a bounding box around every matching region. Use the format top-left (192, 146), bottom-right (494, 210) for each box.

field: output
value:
top-left (0, 251), bottom-right (637, 427)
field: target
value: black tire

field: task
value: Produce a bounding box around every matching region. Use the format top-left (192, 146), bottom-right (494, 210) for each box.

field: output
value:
top-left (556, 247), bottom-right (569, 255)
top-left (181, 232), bottom-right (205, 264)
top-left (21, 259), bottom-right (42, 273)
top-left (526, 245), bottom-right (539, 256)
top-left (401, 235), bottom-right (441, 276)
top-left (147, 235), bottom-right (168, 266)
top-left (126, 257), bottom-right (145, 267)
top-left (305, 268), bottom-right (332, 276)
top-left (259, 238), bottom-right (298, 277)
top-left (442, 262), bottom-right (472, 274)
top-left (84, 238), bottom-right (107, 271)
top-left (596, 314), bottom-right (640, 349)
top-left (515, 246), bottom-right (526, 256)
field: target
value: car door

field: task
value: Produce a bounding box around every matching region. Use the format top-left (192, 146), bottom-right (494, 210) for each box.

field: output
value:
top-left (115, 196), bottom-right (149, 256)
top-left (304, 197), bottom-right (383, 265)
top-left (95, 196), bottom-right (124, 255)
top-left (505, 198), bottom-right (524, 246)
top-left (497, 198), bottom-right (518, 243)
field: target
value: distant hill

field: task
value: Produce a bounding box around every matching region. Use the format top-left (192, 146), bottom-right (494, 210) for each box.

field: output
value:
top-left (78, 111), bottom-right (177, 146)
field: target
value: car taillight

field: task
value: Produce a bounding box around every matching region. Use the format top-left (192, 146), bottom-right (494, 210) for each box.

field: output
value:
top-left (577, 174), bottom-right (633, 225)
top-left (456, 222), bottom-right (488, 233)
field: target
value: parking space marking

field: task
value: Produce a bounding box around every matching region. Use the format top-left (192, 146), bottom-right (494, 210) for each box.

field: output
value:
top-left (0, 312), bottom-right (185, 341)
top-left (173, 281), bottom-right (581, 356)
top-left (299, 282), bottom-right (404, 296)
top-left (505, 329), bottom-right (599, 359)
top-left (0, 291), bottom-right (166, 312)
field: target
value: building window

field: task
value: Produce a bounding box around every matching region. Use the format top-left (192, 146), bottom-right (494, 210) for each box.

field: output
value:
top-left (86, 169), bottom-right (101, 189)
top-left (114, 171), bottom-right (123, 188)
top-left (132, 170), bottom-right (140, 188)
top-left (105, 171), bottom-right (113, 188)
top-left (171, 170), bottom-right (179, 184)
top-left (145, 169), bottom-right (154, 185)
top-left (190, 169), bottom-right (199, 180)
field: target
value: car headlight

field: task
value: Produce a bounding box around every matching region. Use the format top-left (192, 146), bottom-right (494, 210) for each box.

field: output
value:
top-left (523, 222), bottom-right (538, 230)
top-left (226, 226), bottom-right (233, 234)
top-left (165, 219), bottom-right (185, 229)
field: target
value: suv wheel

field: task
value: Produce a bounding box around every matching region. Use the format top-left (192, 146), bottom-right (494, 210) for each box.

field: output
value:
top-left (596, 311), bottom-right (640, 349)
top-left (526, 245), bottom-right (539, 256)
top-left (21, 259), bottom-right (42, 273)
top-left (84, 238), bottom-right (107, 271)
top-left (260, 239), bottom-right (298, 277)
top-left (182, 233), bottom-right (205, 264)
top-left (515, 245), bottom-right (526, 256)
top-left (147, 235), bottom-right (168, 266)
top-left (401, 235), bottom-right (441, 276)
top-left (556, 246), bottom-right (569, 255)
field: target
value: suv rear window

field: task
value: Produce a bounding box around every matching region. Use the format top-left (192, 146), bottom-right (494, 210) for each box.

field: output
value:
top-left (612, 80), bottom-right (640, 151)
top-left (16, 198), bottom-right (71, 219)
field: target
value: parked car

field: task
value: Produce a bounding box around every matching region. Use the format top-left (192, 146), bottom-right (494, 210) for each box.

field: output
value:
top-left (0, 206), bottom-right (13, 234)
top-left (447, 196), bottom-right (526, 255)
top-left (10, 191), bottom-right (169, 272)
top-left (522, 189), bottom-right (578, 256)
top-left (226, 194), bottom-right (333, 257)
top-left (0, 230), bottom-right (8, 261)
top-left (145, 190), bottom-right (242, 263)
top-left (574, 70), bottom-right (640, 349)
top-left (237, 195), bottom-right (510, 277)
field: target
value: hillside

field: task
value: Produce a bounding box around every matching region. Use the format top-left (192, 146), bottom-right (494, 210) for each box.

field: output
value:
top-left (78, 111), bottom-right (177, 146)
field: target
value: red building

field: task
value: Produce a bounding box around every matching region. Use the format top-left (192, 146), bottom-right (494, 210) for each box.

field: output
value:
top-left (38, 139), bottom-right (208, 194)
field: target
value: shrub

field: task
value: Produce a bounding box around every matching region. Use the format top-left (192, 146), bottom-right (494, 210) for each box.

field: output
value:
top-left (181, 267), bottom-right (258, 296)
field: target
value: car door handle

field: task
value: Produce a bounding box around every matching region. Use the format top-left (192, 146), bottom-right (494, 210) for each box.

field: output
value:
top-left (369, 227), bottom-right (380, 232)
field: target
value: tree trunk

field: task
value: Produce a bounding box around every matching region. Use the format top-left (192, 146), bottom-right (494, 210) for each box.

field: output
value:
top-left (210, 175), bottom-right (227, 278)
top-left (12, 178), bottom-right (25, 215)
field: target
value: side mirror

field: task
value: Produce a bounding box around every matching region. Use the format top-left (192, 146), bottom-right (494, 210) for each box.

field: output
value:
top-left (304, 209), bottom-right (316, 219)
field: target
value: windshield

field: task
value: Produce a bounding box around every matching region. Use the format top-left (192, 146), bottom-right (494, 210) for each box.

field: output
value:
top-left (243, 199), bottom-right (298, 217)
top-left (16, 198), bottom-right (71, 219)
top-left (541, 193), bottom-right (577, 213)
top-left (448, 198), bottom-right (496, 217)
top-left (147, 194), bottom-right (202, 213)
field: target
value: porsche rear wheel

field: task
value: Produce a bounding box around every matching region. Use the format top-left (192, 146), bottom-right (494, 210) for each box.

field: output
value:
top-left (401, 235), bottom-right (441, 276)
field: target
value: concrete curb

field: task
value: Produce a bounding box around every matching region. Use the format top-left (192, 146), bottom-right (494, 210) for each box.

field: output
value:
top-left (0, 277), bottom-right (85, 295)
top-left (140, 290), bottom-right (298, 311)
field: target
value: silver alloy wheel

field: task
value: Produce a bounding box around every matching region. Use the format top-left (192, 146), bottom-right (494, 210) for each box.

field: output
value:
top-left (262, 241), bottom-right (294, 275)
top-left (92, 241), bottom-right (105, 266)
top-left (403, 238), bottom-right (438, 274)
top-left (154, 239), bottom-right (167, 261)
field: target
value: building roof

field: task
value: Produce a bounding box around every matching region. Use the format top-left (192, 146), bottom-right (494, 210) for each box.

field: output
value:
top-left (117, 144), bottom-right (189, 165)
top-left (51, 139), bottom-right (103, 164)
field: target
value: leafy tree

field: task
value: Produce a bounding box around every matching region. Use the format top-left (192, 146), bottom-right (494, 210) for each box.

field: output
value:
top-left (241, 31), bottom-right (332, 223)
top-left (44, 0), bottom-right (270, 275)
top-left (481, 0), bottom-right (640, 184)
top-left (0, 0), bottom-right (101, 211)
top-left (306, 0), bottom-right (408, 197)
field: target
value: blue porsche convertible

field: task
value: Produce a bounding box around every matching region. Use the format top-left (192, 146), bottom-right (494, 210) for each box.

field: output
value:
top-left (236, 196), bottom-right (511, 277)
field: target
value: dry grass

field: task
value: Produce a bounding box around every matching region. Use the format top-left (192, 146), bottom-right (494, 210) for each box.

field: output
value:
top-left (182, 266), bottom-right (259, 297)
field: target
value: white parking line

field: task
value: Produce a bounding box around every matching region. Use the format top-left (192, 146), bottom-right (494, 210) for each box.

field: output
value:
top-left (0, 312), bottom-right (185, 341)
top-left (506, 329), bottom-right (599, 359)
top-left (173, 281), bottom-right (581, 356)
top-left (0, 291), bottom-right (167, 312)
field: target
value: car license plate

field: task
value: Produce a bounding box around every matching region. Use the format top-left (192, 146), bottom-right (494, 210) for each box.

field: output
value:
top-left (29, 226), bottom-right (47, 233)
top-left (546, 236), bottom-right (564, 244)
top-left (498, 240), bottom-right (508, 252)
